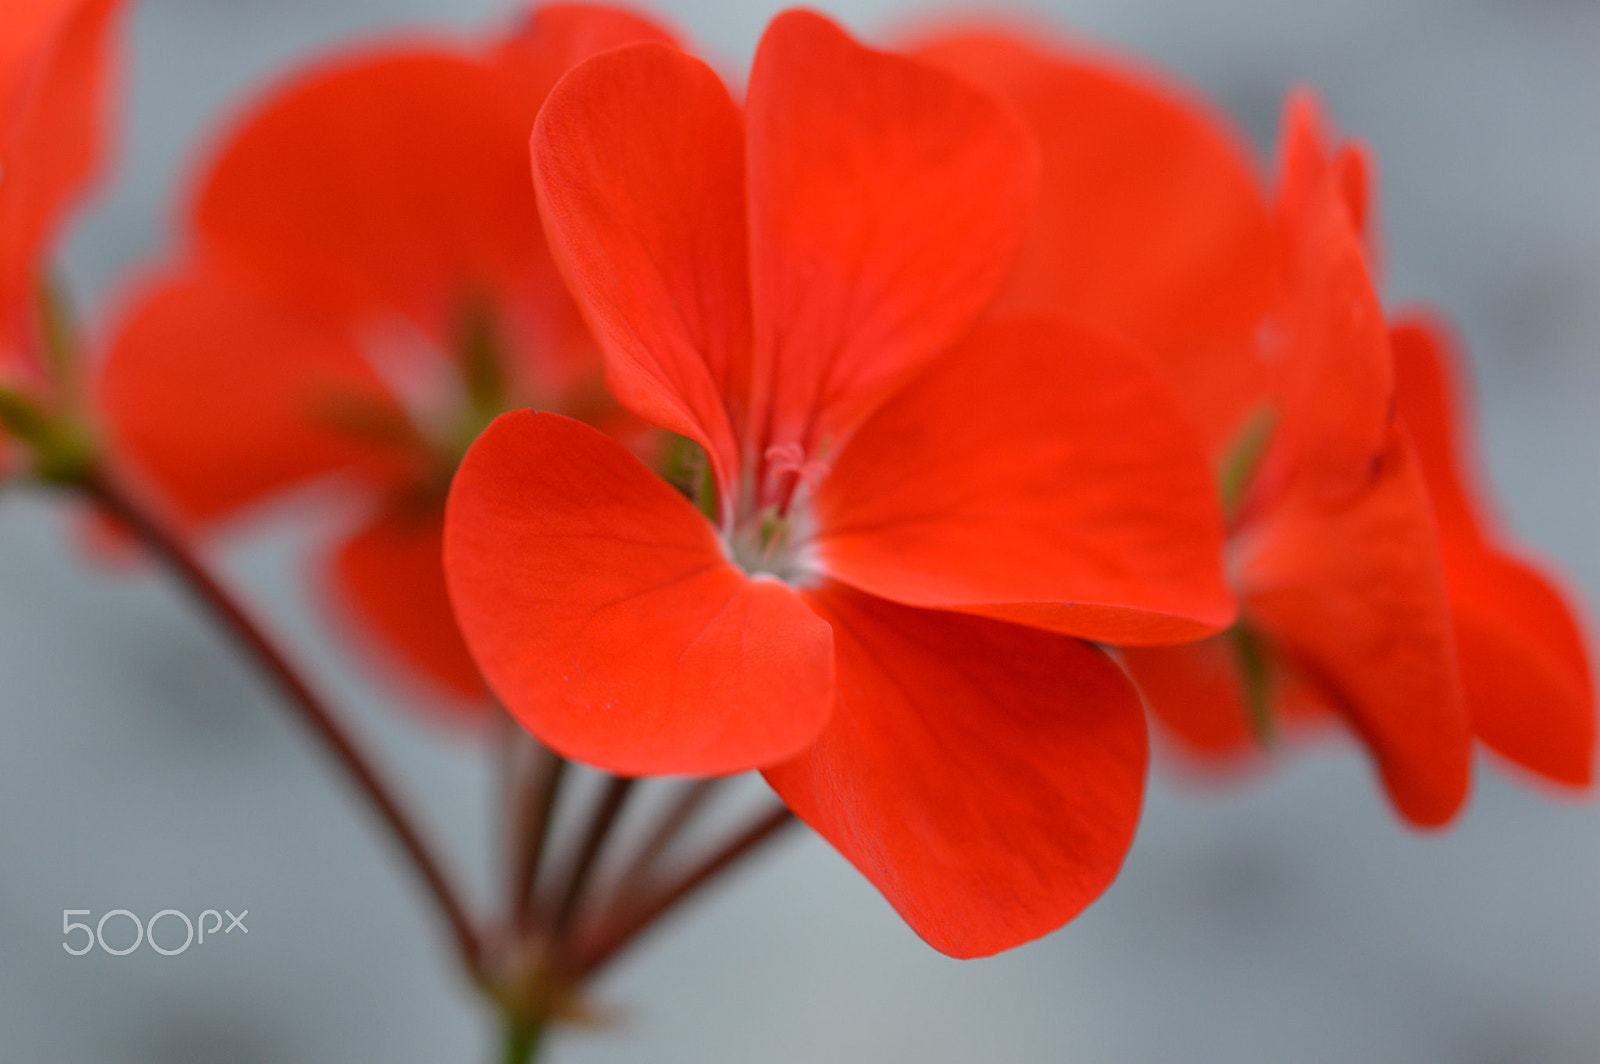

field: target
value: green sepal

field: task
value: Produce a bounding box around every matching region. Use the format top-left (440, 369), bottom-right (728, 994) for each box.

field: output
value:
top-left (1227, 623), bottom-right (1275, 747)
top-left (0, 387), bottom-right (98, 485)
top-left (1218, 403), bottom-right (1277, 522)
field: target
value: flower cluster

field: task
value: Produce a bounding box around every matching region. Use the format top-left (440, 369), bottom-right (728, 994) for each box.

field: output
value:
top-left (4, 0), bottom-right (1592, 984)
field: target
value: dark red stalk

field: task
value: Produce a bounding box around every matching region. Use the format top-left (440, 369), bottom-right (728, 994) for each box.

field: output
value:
top-left (609, 777), bottom-right (723, 903)
top-left (507, 742), bottom-right (568, 932)
top-left (576, 804), bottom-right (796, 975)
top-left (549, 775), bottom-right (635, 935)
top-left (82, 467), bottom-right (483, 978)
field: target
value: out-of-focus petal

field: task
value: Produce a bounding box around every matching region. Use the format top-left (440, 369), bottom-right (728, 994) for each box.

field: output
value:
top-left (332, 507), bottom-right (489, 711)
top-left (765, 582), bottom-right (1146, 958)
top-left (192, 50), bottom-right (542, 353)
top-left (1272, 90), bottom-right (1376, 255)
top-left (815, 316), bottom-right (1233, 645)
top-left (1241, 422), bottom-right (1472, 826)
top-left (1450, 550), bottom-right (1595, 786)
top-left (1391, 314), bottom-right (1594, 786)
top-left (1264, 167), bottom-right (1393, 505)
top-left (98, 269), bottom-right (408, 524)
top-left (444, 409), bottom-right (833, 775)
top-left (532, 41), bottom-right (746, 484)
top-left (1126, 634), bottom-right (1337, 765)
top-left (0, 0), bottom-right (122, 377)
top-left (1273, 91), bottom-right (1331, 246)
top-left (487, 2), bottom-right (680, 397)
top-left (913, 30), bottom-right (1274, 452)
top-left (491, 1), bottom-right (679, 129)
top-left (1123, 639), bottom-right (1255, 759)
top-left (1388, 314), bottom-right (1490, 545)
top-left (745, 11), bottom-right (1036, 455)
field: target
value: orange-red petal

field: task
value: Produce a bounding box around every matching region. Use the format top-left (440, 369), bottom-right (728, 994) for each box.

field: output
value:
top-left (1449, 550), bottom-right (1595, 786)
top-left (98, 269), bottom-right (407, 524)
top-left (914, 30), bottom-right (1274, 453)
top-left (1272, 90), bottom-right (1376, 255)
top-left (814, 316), bottom-right (1234, 645)
top-left (491, 2), bottom-right (680, 131)
top-left (0, 0), bottom-right (122, 378)
top-left (532, 40), bottom-right (746, 484)
top-left (443, 409), bottom-right (833, 775)
top-left (1240, 422), bottom-right (1472, 826)
top-left (1264, 160), bottom-right (1393, 505)
top-left (191, 48), bottom-right (544, 356)
top-left (485, 4), bottom-right (680, 396)
top-left (1273, 90), bottom-right (1332, 247)
top-left (764, 582), bottom-right (1147, 958)
top-left (1388, 314), bottom-right (1492, 545)
top-left (743, 12), bottom-right (1037, 453)
top-left (1123, 639), bottom-right (1255, 760)
top-left (331, 508), bottom-right (488, 711)
top-left (1126, 635), bottom-right (1336, 764)
top-left (1390, 314), bottom-right (1594, 785)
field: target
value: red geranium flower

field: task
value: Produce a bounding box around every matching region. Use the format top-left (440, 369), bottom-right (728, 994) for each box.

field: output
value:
top-left (921, 30), bottom-right (1592, 816)
top-left (1131, 94), bottom-right (1473, 818)
top-left (98, 3), bottom-right (674, 713)
top-left (445, 10), bottom-right (1235, 955)
top-left (1109, 100), bottom-right (1477, 826)
top-left (1, 0), bottom-right (122, 391)
top-left (1165, 99), bottom-right (1592, 800)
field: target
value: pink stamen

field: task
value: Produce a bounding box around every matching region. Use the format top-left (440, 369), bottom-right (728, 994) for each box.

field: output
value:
top-left (764, 441), bottom-right (805, 473)
top-left (764, 442), bottom-right (830, 495)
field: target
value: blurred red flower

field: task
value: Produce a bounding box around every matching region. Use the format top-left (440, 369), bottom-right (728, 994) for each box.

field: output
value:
top-left (918, 30), bottom-right (1593, 817)
top-left (445, 9), bottom-right (1236, 956)
top-left (98, 3), bottom-right (674, 714)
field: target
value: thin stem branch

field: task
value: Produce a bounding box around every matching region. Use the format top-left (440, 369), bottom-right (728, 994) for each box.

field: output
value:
top-left (493, 708), bottom-right (523, 819)
top-left (577, 804), bottom-right (796, 976)
top-left (609, 777), bottom-right (722, 903)
top-left (508, 745), bottom-right (567, 933)
top-left (550, 775), bottom-right (634, 935)
top-left (82, 468), bottom-right (482, 976)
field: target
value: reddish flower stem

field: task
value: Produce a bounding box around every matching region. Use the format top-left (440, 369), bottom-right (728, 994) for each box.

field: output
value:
top-left (507, 742), bottom-right (567, 933)
top-left (550, 775), bottom-right (635, 935)
top-left (576, 803), bottom-right (797, 976)
top-left (81, 467), bottom-right (484, 978)
top-left (609, 777), bottom-right (722, 903)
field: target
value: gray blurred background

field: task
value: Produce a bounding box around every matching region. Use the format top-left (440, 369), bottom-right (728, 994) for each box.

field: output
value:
top-left (4, 0), bottom-right (1600, 1060)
